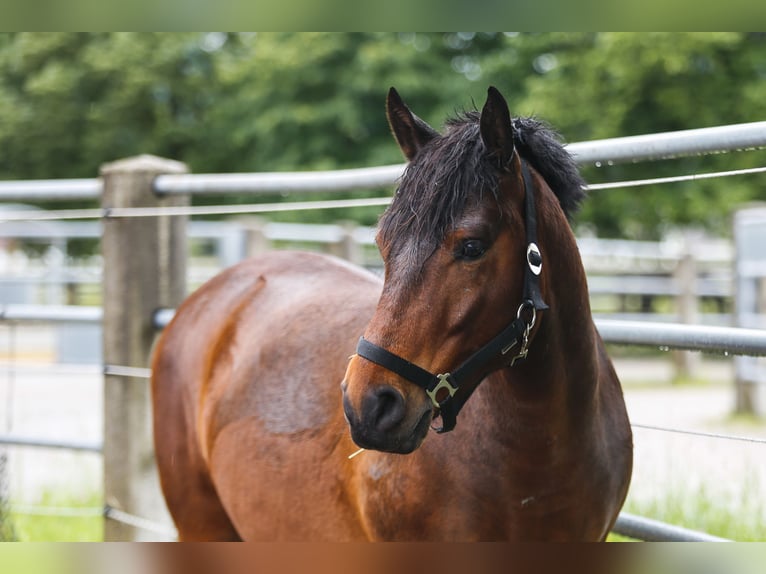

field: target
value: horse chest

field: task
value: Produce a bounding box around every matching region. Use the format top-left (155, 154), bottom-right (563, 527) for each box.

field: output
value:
top-left (353, 454), bottom-right (524, 540)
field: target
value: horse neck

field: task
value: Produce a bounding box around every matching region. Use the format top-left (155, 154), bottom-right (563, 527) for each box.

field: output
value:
top-left (533, 195), bottom-right (598, 377)
top-left (485, 187), bottom-right (600, 426)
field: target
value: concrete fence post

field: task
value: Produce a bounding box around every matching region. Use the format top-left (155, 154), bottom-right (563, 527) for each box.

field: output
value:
top-left (100, 155), bottom-right (189, 541)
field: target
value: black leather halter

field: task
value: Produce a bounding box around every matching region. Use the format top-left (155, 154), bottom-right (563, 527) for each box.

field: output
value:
top-left (355, 160), bottom-right (549, 433)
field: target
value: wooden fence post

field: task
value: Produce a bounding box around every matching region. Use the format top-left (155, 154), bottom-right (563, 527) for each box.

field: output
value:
top-left (100, 155), bottom-right (189, 541)
top-left (241, 216), bottom-right (272, 257)
top-left (672, 235), bottom-right (700, 382)
top-left (330, 221), bottom-right (363, 265)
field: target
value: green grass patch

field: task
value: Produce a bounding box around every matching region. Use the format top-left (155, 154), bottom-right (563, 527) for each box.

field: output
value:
top-left (8, 490), bottom-right (103, 542)
top-left (613, 480), bottom-right (766, 542)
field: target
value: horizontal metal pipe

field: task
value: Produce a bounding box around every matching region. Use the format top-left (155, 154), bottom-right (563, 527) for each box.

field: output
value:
top-left (595, 319), bottom-right (766, 356)
top-left (0, 434), bottom-right (102, 453)
top-left (153, 164), bottom-right (404, 195)
top-left (146, 121), bottom-right (766, 196)
top-left (3, 304), bottom-right (765, 358)
top-left (0, 178), bottom-right (101, 201)
top-left (155, 312), bottom-right (766, 357)
top-left (2, 122), bottom-right (765, 201)
top-left (613, 512), bottom-right (729, 542)
top-left (568, 121), bottom-right (766, 165)
top-left (0, 304), bottom-right (102, 323)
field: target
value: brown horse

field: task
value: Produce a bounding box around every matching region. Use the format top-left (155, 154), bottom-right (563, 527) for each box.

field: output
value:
top-left (151, 87), bottom-right (632, 541)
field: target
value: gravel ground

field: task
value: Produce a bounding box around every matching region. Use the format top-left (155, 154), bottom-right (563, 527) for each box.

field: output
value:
top-left (618, 358), bottom-right (766, 500)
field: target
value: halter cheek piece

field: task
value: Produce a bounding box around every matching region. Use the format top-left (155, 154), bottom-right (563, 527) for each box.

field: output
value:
top-left (355, 160), bottom-right (548, 433)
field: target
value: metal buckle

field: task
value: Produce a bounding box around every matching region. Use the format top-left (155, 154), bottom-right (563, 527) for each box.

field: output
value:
top-left (426, 373), bottom-right (458, 408)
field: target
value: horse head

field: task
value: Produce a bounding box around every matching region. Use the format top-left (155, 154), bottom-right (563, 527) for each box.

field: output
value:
top-left (342, 86), bottom-right (568, 453)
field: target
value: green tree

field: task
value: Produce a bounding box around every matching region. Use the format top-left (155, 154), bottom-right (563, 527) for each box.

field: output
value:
top-left (1, 32), bottom-right (765, 237)
top-left (0, 33), bottom-right (233, 179)
top-left (512, 32), bottom-right (766, 238)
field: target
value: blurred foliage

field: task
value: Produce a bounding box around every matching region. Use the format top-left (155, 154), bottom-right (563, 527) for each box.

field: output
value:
top-left (1, 32), bottom-right (766, 238)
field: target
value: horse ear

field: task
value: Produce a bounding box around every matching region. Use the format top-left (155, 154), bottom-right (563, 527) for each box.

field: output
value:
top-left (480, 86), bottom-right (517, 170)
top-left (386, 87), bottom-right (438, 161)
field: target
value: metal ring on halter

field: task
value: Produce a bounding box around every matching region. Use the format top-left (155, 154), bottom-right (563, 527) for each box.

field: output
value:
top-left (516, 300), bottom-right (536, 330)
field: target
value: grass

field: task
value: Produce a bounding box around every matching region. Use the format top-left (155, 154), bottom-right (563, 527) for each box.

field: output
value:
top-left (611, 478), bottom-right (766, 542)
top-left (7, 490), bottom-right (103, 542)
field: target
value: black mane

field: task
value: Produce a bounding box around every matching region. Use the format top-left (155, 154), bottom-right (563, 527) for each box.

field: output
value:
top-left (378, 111), bottom-right (585, 268)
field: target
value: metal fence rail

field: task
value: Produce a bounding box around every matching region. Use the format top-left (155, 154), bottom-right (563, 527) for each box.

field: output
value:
top-left (567, 120), bottom-right (766, 165)
top-left (152, 121), bottom-right (766, 195)
top-left (2, 121), bottom-right (766, 201)
top-left (0, 178), bottom-right (100, 201)
top-left (612, 512), bottom-right (730, 542)
top-left (3, 120), bottom-right (766, 542)
top-left (0, 303), bottom-right (102, 323)
top-left (3, 303), bottom-right (766, 357)
top-left (594, 319), bottom-right (766, 356)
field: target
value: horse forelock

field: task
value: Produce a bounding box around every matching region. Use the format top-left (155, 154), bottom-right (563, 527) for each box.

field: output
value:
top-left (377, 111), bottom-right (585, 282)
top-left (378, 112), bottom-right (498, 280)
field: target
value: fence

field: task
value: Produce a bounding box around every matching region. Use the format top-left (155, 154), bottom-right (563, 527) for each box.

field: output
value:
top-left (0, 218), bottom-right (736, 309)
top-left (2, 121), bottom-right (766, 541)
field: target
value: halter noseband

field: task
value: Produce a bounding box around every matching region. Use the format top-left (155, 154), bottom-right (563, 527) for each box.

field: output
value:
top-left (355, 160), bottom-right (548, 433)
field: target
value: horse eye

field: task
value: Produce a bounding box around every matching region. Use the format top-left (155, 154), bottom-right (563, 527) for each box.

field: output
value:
top-left (458, 239), bottom-right (486, 260)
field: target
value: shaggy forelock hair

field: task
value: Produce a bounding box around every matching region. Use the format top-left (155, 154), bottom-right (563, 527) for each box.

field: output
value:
top-left (377, 111), bottom-right (585, 274)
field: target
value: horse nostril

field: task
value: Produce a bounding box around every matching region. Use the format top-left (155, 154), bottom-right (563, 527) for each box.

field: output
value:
top-left (365, 385), bottom-right (406, 433)
top-left (342, 391), bottom-right (358, 427)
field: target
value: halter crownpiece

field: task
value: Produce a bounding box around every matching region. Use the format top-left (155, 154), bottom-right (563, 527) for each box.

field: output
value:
top-left (356, 159), bottom-right (547, 433)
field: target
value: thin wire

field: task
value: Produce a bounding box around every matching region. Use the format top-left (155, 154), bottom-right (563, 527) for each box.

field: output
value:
top-left (11, 504), bottom-right (103, 517)
top-left (1, 165), bottom-right (765, 223)
top-left (9, 360), bottom-right (766, 446)
top-left (6, 358), bottom-right (766, 448)
top-left (586, 165), bottom-right (766, 191)
top-left (0, 197), bottom-right (394, 222)
top-left (632, 422), bottom-right (766, 445)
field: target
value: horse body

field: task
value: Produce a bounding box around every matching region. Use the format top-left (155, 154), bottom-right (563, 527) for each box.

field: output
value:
top-left (151, 252), bottom-right (380, 540)
top-left (152, 87), bottom-right (632, 541)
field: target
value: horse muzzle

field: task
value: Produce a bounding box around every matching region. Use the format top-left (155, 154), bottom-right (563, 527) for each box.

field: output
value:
top-left (342, 383), bottom-right (432, 454)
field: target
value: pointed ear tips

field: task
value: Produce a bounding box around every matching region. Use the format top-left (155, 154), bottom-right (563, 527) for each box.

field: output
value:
top-left (485, 86), bottom-right (507, 106)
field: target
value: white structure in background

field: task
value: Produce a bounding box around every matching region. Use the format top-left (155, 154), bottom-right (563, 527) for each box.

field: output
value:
top-left (734, 205), bottom-right (766, 416)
